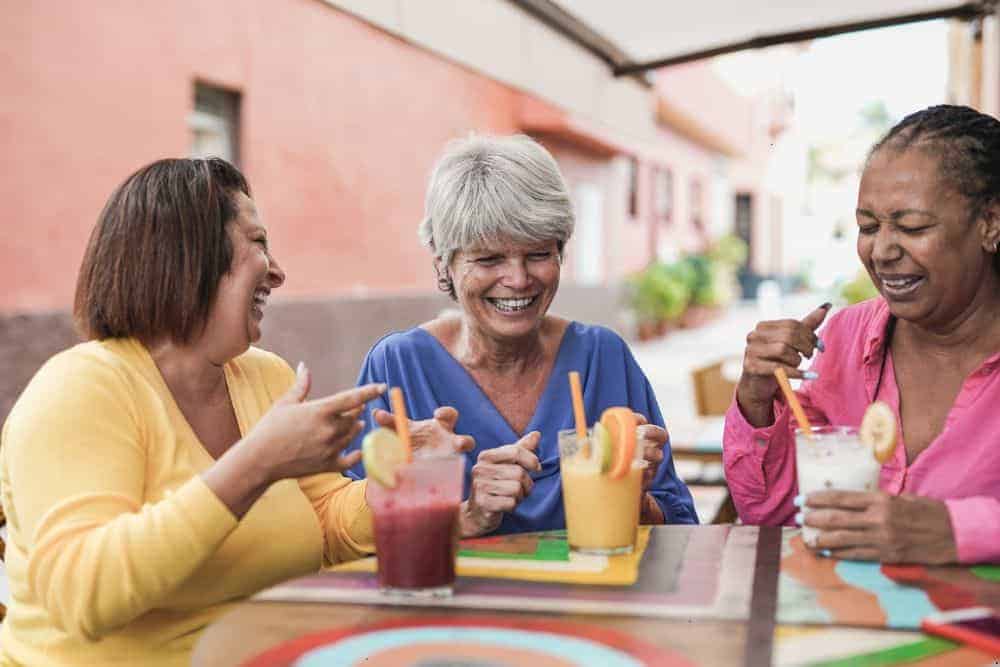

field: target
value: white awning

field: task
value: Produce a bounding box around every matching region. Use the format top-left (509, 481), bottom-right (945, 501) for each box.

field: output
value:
top-left (510, 0), bottom-right (992, 75)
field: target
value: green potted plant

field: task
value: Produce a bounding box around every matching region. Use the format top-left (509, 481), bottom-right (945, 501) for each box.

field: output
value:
top-left (627, 262), bottom-right (691, 339)
top-left (676, 234), bottom-right (749, 328)
top-left (706, 234), bottom-right (748, 306)
top-left (839, 269), bottom-right (879, 305)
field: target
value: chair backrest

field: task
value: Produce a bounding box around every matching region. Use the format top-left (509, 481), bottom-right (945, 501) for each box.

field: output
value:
top-left (690, 359), bottom-right (739, 417)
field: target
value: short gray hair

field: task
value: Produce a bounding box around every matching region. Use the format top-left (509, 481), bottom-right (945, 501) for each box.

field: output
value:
top-left (418, 134), bottom-right (575, 272)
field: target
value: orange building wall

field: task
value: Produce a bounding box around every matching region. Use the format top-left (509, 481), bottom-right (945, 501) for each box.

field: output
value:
top-left (2, 0), bottom-right (526, 312)
top-left (3, 0), bottom-right (737, 314)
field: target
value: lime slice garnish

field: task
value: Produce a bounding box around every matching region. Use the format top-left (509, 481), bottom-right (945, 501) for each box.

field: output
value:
top-left (592, 422), bottom-right (613, 474)
top-left (362, 427), bottom-right (407, 488)
top-left (860, 400), bottom-right (897, 464)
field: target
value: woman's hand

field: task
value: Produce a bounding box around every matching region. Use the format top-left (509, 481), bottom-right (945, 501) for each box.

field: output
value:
top-left (460, 431), bottom-right (541, 537)
top-left (247, 364), bottom-right (386, 481)
top-left (800, 490), bottom-right (958, 564)
top-left (634, 413), bottom-right (666, 492)
top-left (205, 363), bottom-right (385, 518)
top-left (370, 406), bottom-right (475, 455)
top-left (736, 303), bottom-right (831, 427)
top-left (635, 413), bottom-right (667, 524)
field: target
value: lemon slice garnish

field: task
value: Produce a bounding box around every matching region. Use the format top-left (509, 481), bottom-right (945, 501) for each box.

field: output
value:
top-left (860, 401), bottom-right (897, 464)
top-left (361, 427), bottom-right (408, 488)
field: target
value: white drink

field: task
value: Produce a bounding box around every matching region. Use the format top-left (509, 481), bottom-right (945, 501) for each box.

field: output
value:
top-left (795, 426), bottom-right (880, 545)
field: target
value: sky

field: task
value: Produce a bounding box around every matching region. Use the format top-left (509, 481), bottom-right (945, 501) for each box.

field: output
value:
top-left (713, 19), bottom-right (950, 142)
top-left (712, 19), bottom-right (951, 289)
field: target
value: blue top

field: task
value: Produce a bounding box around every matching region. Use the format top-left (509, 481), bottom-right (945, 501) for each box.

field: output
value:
top-left (344, 321), bottom-right (698, 534)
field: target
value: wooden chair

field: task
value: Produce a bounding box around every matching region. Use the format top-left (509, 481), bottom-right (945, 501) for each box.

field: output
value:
top-left (690, 358), bottom-right (739, 417)
top-left (689, 358), bottom-right (740, 524)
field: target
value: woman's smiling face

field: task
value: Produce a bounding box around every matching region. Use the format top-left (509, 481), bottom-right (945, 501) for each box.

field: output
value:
top-left (202, 192), bottom-right (285, 358)
top-left (448, 238), bottom-right (561, 342)
top-left (856, 146), bottom-right (996, 329)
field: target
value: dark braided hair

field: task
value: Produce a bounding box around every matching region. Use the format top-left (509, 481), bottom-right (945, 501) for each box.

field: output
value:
top-left (870, 104), bottom-right (1000, 270)
top-left (871, 105), bottom-right (1000, 215)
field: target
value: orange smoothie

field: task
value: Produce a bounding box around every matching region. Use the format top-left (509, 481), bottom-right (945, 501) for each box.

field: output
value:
top-left (561, 458), bottom-right (644, 554)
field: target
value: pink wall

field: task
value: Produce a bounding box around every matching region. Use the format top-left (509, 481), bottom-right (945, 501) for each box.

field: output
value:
top-left (541, 138), bottom-right (642, 283)
top-left (2, 1), bottom-right (746, 314)
top-left (656, 62), bottom-right (754, 153)
top-left (2, 0), bottom-right (525, 312)
top-left (647, 134), bottom-right (721, 255)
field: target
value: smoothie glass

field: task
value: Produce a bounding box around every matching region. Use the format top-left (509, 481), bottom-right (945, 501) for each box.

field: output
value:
top-left (795, 425), bottom-right (880, 545)
top-left (366, 450), bottom-right (464, 597)
top-left (558, 428), bottom-right (646, 555)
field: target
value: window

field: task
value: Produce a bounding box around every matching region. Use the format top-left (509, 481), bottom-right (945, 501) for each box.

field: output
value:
top-left (627, 157), bottom-right (640, 219)
top-left (734, 193), bottom-right (753, 246)
top-left (189, 83), bottom-right (241, 165)
top-left (690, 178), bottom-right (704, 230)
top-left (735, 193), bottom-right (753, 270)
top-left (655, 168), bottom-right (674, 224)
top-left (573, 183), bottom-right (605, 286)
top-left (769, 194), bottom-right (783, 273)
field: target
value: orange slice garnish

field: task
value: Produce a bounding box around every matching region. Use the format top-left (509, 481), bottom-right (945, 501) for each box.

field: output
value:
top-left (600, 407), bottom-right (638, 479)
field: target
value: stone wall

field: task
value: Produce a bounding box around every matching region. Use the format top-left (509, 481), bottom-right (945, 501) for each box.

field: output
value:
top-left (0, 312), bottom-right (81, 424)
top-left (0, 285), bottom-right (628, 423)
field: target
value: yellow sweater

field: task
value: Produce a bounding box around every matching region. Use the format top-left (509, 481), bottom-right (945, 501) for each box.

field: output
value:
top-left (0, 338), bottom-right (374, 666)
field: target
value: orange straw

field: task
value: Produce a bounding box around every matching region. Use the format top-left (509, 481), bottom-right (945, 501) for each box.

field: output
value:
top-left (389, 387), bottom-right (413, 460)
top-left (773, 367), bottom-right (813, 439)
top-left (568, 371), bottom-right (587, 441)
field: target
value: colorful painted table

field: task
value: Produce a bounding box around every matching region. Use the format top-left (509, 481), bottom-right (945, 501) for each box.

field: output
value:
top-left (191, 526), bottom-right (998, 666)
top-left (194, 525), bottom-right (776, 666)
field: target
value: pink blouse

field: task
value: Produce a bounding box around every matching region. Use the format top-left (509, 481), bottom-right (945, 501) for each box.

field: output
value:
top-left (723, 298), bottom-right (1000, 564)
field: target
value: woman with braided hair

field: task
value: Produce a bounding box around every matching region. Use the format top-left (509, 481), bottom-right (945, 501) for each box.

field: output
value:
top-left (723, 105), bottom-right (1000, 564)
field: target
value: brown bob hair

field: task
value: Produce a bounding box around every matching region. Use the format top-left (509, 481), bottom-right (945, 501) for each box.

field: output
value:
top-left (74, 157), bottom-right (250, 343)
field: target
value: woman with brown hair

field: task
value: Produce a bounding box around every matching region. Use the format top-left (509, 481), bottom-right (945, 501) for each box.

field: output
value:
top-left (0, 158), bottom-right (404, 665)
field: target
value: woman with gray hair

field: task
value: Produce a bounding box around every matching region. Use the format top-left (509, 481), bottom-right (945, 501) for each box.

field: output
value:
top-left (344, 134), bottom-right (697, 536)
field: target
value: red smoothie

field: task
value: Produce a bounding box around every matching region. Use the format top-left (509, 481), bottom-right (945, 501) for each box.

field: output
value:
top-left (373, 499), bottom-right (459, 590)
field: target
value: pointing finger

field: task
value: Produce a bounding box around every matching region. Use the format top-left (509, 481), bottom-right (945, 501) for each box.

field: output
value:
top-left (313, 383), bottom-right (387, 414)
top-left (800, 303), bottom-right (832, 332)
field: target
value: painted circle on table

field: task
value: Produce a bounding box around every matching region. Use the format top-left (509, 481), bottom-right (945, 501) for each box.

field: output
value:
top-left (242, 616), bottom-right (690, 667)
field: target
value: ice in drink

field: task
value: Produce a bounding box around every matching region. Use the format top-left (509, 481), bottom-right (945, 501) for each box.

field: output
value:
top-left (795, 426), bottom-right (880, 545)
top-left (558, 428), bottom-right (645, 555)
top-left (367, 452), bottom-right (464, 596)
